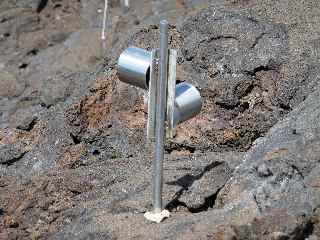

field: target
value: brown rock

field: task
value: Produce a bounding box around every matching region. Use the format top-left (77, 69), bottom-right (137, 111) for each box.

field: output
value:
top-left (3, 215), bottom-right (19, 228)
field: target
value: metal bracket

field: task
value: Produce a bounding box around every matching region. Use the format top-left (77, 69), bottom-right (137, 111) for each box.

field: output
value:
top-left (147, 49), bottom-right (177, 141)
top-left (147, 49), bottom-right (159, 141)
top-left (167, 49), bottom-right (177, 139)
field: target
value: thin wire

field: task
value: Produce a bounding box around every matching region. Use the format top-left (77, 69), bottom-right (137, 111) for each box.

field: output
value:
top-left (101, 0), bottom-right (108, 40)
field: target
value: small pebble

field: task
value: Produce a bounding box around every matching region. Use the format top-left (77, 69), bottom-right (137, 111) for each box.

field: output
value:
top-left (257, 164), bottom-right (272, 177)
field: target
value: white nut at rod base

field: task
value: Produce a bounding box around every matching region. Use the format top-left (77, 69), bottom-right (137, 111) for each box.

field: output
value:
top-left (144, 209), bottom-right (170, 223)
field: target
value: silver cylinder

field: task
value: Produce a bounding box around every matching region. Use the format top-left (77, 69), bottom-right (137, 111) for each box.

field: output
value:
top-left (117, 47), bottom-right (151, 89)
top-left (173, 82), bottom-right (202, 126)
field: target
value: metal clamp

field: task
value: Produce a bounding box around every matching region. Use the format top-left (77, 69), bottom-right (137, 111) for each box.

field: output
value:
top-left (117, 47), bottom-right (202, 134)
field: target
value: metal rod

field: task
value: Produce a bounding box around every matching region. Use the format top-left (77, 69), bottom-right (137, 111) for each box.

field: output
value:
top-left (101, 0), bottom-right (108, 41)
top-left (153, 20), bottom-right (169, 213)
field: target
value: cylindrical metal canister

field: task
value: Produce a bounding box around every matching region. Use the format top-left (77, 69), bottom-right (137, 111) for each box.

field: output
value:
top-left (173, 82), bottom-right (202, 126)
top-left (117, 47), bottom-right (151, 89)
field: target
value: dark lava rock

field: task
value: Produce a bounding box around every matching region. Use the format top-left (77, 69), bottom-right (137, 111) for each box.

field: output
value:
top-left (177, 7), bottom-right (289, 150)
top-left (8, 105), bottom-right (44, 130)
top-left (216, 88), bottom-right (320, 239)
top-left (256, 163), bottom-right (272, 177)
top-left (0, 144), bottom-right (26, 166)
top-left (167, 159), bottom-right (233, 211)
top-left (15, 116), bottom-right (38, 131)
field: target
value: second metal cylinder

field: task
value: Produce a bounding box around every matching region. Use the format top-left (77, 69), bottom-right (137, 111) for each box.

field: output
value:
top-left (173, 82), bottom-right (202, 126)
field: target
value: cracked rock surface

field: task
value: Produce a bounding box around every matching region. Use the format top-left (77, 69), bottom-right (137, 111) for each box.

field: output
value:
top-left (1, 0), bottom-right (320, 239)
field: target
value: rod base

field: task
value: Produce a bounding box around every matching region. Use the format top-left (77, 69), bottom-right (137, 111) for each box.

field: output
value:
top-left (144, 209), bottom-right (170, 223)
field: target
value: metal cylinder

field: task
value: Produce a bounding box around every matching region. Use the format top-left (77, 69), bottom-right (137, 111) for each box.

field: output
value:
top-left (118, 46), bottom-right (151, 89)
top-left (173, 82), bottom-right (202, 126)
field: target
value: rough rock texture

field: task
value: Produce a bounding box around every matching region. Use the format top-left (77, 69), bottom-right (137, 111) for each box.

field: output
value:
top-left (1, 0), bottom-right (320, 239)
top-left (215, 89), bottom-right (320, 239)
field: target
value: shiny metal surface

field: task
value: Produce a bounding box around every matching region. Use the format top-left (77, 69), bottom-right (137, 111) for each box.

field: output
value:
top-left (153, 20), bottom-right (169, 213)
top-left (101, 0), bottom-right (108, 41)
top-left (120, 0), bottom-right (130, 13)
top-left (167, 49), bottom-right (177, 139)
top-left (173, 82), bottom-right (202, 126)
top-left (147, 49), bottom-right (159, 140)
top-left (118, 46), bottom-right (151, 89)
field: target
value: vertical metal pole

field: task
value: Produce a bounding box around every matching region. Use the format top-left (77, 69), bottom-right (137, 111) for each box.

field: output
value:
top-left (101, 0), bottom-right (108, 52)
top-left (101, 0), bottom-right (108, 40)
top-left (153, 20), bottom-right (169, 213)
